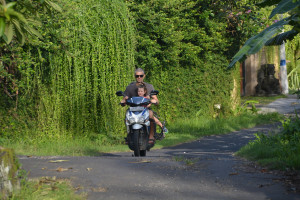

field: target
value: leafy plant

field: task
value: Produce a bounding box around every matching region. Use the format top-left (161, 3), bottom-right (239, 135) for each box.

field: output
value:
top-left (237, 116), bottom-right (300, 170)
top-left (228, 0), bottom-right (300, 68)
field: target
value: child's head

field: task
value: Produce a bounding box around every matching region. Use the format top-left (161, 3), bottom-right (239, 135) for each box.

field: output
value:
top-left (137, 85), bottom-right (147, 97)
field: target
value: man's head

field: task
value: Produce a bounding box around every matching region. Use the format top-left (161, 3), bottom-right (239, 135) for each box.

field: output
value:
top-left (135, 68), bottom-right (145, 84)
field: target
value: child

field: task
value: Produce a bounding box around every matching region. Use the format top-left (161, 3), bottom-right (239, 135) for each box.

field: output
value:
top-left (137, 85), bottom-right (168, 136)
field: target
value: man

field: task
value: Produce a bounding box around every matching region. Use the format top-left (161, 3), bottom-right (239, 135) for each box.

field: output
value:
top-left (121, 68), bottom-right (161, 144)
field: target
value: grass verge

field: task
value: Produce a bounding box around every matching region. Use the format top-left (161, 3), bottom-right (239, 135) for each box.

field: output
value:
top-left (153, 112), bottom-right (282, 149)
top-left (1, 112), bottom-right (282, 156)
top-left (236, 117), bottom-right (300, 170)
top-left (10, 175), bottom-right (86, 200)
top-left (241, 94), bottom-right (287, 105)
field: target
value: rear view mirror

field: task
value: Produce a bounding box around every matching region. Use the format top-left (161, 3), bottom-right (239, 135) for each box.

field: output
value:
top-left (116, 91), bottom-right (124, 96)
top-left (150, 90), bottom-right (159, 96)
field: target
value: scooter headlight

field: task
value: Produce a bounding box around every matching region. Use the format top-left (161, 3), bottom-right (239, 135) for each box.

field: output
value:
top-left (128, 116), bottom-right (136, 124)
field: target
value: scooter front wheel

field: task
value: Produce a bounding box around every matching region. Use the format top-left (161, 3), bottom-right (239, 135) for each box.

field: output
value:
top-left (133, 129), bottom-right (140, 157)
top-left (140, 150), bottom-right (146, 157)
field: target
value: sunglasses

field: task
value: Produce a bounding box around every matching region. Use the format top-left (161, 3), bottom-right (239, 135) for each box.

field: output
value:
top-left (135, 74), bottom-right (144, 78)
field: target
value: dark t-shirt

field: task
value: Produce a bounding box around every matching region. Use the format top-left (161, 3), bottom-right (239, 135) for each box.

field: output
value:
top-left (124, 82), bottom-right (154, 98)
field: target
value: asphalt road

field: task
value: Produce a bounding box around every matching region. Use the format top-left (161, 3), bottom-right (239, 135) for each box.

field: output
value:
top-left (19, 122), bottom-right (300, 200)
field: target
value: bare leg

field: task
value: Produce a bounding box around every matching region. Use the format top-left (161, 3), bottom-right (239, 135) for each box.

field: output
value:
top-left (153, 116), bottom-right (162, 128)
top-left (149, 110), bottom-right (162, 140)
top-left (149, 121), bottom-right (155, 140)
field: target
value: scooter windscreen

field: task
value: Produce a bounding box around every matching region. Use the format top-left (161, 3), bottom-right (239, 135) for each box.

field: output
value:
top-left (127, 97), bottom-right (150, 106)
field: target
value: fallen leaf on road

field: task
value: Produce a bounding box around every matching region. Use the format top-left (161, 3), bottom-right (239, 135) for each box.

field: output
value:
top-left (91, 187), bottom-right (107, 192)
top-left (49, 160), bottom-right (69, 163)
top-left (41, 167), bottom-right (47, 170)
top-left (229, 172), bottom-right (239, 176)
top-left (260, 168), bottom-right (268, 173)
top-left (87, 168), bottom-right (92, 171)
top-left (55, 167), bottom-right (72, 172)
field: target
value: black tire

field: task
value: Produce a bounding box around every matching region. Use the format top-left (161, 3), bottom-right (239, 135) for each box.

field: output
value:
top-left (140, 150), bottom-right (146, 157)
top-left (133, 129), bottom-right (140, 157)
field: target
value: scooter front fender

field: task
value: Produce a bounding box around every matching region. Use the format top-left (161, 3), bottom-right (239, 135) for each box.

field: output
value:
top-left (132, 124), bottom-right (143, 130)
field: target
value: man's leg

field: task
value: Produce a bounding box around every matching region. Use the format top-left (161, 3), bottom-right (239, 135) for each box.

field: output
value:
top-left (150, 121), bottom-right (155, 140)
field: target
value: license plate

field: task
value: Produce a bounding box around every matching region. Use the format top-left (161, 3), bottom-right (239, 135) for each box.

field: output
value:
top-left (130, 106), bottom-right (144, 112)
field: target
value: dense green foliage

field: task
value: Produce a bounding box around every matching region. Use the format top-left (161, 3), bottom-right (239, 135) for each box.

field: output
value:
top-left (0, 0), bottom-right (271, 144)
top-left (1, 0), bottom-right (135, 142)
top-left (126, 0), bottom-right (266, 119)
top-left (237, 116), bottom-right (300, 170)
top-left (32, 0), bottom-right (135, 139)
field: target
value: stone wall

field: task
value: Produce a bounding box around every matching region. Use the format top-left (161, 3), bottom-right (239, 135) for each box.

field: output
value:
top-left (0, 147), bottom-right (20, 199)
top-left (242, 46), bottom-right (281, 96)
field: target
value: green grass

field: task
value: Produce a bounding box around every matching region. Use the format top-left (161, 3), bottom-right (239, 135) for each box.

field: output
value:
top-left (153, 112), bottom-right (282, 149)
top-left (236, 118), bottom-right (300, 170)
top-left (241, 94), bottom-right (287, 105)
top-left (1, 112), bottom-right (282, 156)
top-left (10, 176), bottom-right (86, 200)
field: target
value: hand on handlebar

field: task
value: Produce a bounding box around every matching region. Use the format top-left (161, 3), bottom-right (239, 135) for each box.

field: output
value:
top-left (120, 96), bottom-right (128, 106)
top-left (150, 99), bottom-right (157, 105)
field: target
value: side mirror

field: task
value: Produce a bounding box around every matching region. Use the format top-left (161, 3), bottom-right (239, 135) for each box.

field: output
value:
top-left (150, 90), bottom-right (159, 96)
top-left (116, 91), bottom-right (124, 96)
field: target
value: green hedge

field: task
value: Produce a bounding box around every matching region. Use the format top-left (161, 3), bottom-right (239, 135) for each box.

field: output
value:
top-left (0, 0), bottom-right (266, 141)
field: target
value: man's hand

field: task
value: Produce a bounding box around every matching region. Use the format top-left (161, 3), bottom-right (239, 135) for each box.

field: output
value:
top-left (150, 95), bottom-right (159, 105)
top-left (120, 96), bottom-right (128, 106)
top-left (150, 99), bottom-right (157, 104)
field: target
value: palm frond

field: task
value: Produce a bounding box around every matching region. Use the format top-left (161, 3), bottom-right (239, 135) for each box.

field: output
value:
top-left (228, 16), bottom-right (293, 69)
top-left (257, 0), bottom-right (281, 7)
top-left (269, 0), bottom-right (300, 19)
top-left (44, 0), bottom-right (62, 12)
top-left (23, 24), bottom-right (42, 38)
top-left (11, 18), bottom-right (25, 44)
top-left (0, 17), bottom-right (5, 36)
top-left (4, 22), bottom-right (14, 43)
top-left (265, 29), bottom-right (299, 45)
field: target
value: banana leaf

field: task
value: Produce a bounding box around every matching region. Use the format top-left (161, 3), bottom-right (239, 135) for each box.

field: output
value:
top-left (265, 29), bottom-right (299, 45)
top-left (228, 16), bottom-right (294, 69)
top-left (269, 0), bottom-right (300, 19)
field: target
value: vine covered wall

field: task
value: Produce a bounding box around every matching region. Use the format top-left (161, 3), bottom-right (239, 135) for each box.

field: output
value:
top-left (2, 0), bottom-right (136, 140)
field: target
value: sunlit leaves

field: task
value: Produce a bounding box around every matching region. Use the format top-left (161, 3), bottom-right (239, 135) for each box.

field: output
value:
top-left (0, 0), bottom-right (62, 45)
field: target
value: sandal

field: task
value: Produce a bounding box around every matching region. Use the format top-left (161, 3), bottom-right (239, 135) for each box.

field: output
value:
top-left (148, 138), bottom-right (156, 144)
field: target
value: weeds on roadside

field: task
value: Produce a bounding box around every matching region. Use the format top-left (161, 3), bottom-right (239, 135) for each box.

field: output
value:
top-left (237, 115), bottom-right (300, 170)
top-left (10, 176), bottom-right (86, 200)
top-left (172, 156), bottom-right (198, 166)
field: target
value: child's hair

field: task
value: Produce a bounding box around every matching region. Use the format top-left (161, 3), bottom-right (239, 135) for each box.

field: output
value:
top-left (137, 84), bottom-right (147, 97)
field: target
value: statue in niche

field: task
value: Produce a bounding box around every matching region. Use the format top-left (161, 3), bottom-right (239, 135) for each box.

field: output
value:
top-left (255, 64), bottom-right (281, 96)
